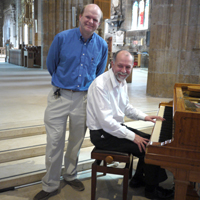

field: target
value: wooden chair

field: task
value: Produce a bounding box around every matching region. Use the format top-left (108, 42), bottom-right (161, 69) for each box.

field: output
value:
top-left (91, 147), bottom-right (133, 200)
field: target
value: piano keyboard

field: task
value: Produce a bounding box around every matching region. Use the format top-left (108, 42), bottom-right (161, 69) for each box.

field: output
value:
top-left (151, 106), bottom-right (173, 143)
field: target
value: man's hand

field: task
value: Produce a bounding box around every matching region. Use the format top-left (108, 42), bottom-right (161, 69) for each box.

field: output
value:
top-left (133, 116), bottom-right (165, 152)
top-left (133, 134), bottom-right (149, 152)
top-left (144, 115), bottom-right (165, 123)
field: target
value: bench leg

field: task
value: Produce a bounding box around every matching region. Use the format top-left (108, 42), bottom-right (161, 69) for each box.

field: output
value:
top-left (103, 160), bottom-right (107, 176)
top-left (129, 155), bottom-right (133, 179)
top-left (91, 162), bottom-right (97, 200)
top-left (123, 168), bottom-right (129, 200)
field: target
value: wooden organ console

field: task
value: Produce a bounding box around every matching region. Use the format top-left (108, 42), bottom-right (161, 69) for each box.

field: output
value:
top-left (145, 83), bottom-right (200, 200)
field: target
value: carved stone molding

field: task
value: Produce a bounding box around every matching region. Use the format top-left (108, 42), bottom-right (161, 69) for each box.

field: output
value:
top-left (19, 0), bottom-right (34, 26)
top-left (4, 4), bottom-right (16, 24)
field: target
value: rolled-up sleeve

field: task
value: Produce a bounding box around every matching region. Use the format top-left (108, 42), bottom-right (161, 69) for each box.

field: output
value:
top-left (124, 103), bottom-right (147, 121)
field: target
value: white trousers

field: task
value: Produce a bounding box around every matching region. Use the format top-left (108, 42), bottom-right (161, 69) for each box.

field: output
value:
top-left (42, 86), bottom-right (87, 192)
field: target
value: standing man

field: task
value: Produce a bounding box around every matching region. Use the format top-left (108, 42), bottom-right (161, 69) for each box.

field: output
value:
top-left (87, 50), bottom-right (174, 199)
top-left (34, 4), bottom-right (108, 200)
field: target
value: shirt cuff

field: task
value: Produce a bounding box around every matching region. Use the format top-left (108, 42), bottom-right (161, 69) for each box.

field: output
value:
top-left (138, 113), bottom-right (148, 121)
top-left (124, 128), bottom-right (135, 141)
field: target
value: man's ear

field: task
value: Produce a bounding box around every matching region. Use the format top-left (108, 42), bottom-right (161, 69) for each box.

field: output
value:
top-left (97, 22), bottom-right (101, 29)
top-left (79, 14), bottom-right (82, 21)
top-left (111, 61), bottom-right (113, 68)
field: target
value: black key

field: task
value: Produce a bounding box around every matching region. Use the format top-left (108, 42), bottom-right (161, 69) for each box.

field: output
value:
top-left (159, 106), bottom-right (173, 142)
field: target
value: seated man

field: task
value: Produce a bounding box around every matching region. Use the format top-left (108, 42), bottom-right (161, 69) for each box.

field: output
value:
top-left (86, 50), bottom-right (174, 199)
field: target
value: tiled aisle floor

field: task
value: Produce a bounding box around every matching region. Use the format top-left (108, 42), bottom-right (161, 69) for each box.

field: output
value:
top-left (0, 62), bottom-right (52, 130)
top-left (0, 62), bottom-right (175, 200)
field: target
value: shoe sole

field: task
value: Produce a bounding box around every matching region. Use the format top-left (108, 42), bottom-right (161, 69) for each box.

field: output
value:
top-left (34, 190), bottom-right (58, 200)
top-left (65, 181), bottom-right (85, 191)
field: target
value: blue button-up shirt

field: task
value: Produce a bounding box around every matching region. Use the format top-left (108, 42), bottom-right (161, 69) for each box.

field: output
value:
top-left (46, 28), bottom-right (108, 91)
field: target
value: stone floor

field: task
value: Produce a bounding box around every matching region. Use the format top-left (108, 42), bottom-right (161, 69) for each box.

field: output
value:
top-left (0, 62), bottom-right (177, 200)
top-left (0, 169), bottom-right (175, 200)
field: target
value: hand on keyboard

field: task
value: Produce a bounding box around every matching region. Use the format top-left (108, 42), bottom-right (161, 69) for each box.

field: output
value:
top-left (144, 115), bottom-right (165, 123)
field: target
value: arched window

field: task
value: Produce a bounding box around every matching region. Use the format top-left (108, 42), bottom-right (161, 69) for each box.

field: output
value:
top-left (131, 0), bottom-right (149, 30)
top-left (24, 24), bottom-right (28, 45)
top-left (131, 1), bottom-right (138, 30)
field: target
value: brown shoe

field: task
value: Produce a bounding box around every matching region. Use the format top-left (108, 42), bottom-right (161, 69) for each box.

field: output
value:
top-left (65, 179), bottom-right (85, 191)
top-left (33, 189), bottom-right (58, 200)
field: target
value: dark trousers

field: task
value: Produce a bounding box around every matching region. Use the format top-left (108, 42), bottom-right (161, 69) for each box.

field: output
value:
top-left (90, 125), bottom-right (167, 187)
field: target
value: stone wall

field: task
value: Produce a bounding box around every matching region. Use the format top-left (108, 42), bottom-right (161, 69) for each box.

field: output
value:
top-left (146, 0), bottom-right (200, 98)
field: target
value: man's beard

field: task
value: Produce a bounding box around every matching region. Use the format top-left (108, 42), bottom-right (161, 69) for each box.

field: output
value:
top-left (116, 72), bottom-right (129, 82)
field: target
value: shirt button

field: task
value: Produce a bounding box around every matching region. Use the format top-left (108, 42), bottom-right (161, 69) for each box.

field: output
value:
top-left (84, 43), bottom-right (86, 45)
top-left (79, 74), bottom-right (81, 76)
top-left (81, 64), bottom-right (83, 66)
top-left (83, 53), bottom-right (85, 55)
top-left (77, 85), bottom-right (80, 87)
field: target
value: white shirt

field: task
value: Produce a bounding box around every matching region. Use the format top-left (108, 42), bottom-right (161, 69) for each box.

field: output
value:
top-left (86, 69), bottom-right (147, 141)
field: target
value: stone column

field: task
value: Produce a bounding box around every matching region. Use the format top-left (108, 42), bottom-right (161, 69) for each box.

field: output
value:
top-left (42, 0), bottom-right (49, 69)
top-left (55, 0), bottom-right (64, 34)
top-left (37, 0), bottom-right (42, 46)
top-left (147, 0), bottom-right (200, 98)
top-left (65, 0), bottom-right (72, 30)
top-left (34, 0), bottom-right (38, 46)
top-left (0, 1), bottom-right (3, 47)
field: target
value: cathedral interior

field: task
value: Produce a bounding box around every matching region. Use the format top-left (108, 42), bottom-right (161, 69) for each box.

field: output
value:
top-left (0, 0), bottom-right (200, 199)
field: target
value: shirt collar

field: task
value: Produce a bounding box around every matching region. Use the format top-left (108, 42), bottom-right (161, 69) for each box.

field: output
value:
top-left (109, 68), bottom-right (125, 88)
top-left (77, 27), bottom-right (94, 42)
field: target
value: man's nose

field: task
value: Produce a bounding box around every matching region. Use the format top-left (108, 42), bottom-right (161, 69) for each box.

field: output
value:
top-left (121, 67), bottom-right (126, 73)
top-left (88, 18), bottom-right (93, 23)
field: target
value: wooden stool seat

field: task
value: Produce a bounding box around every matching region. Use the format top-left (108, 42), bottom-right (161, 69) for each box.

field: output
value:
top-left (91, 147), bottom-right (133, 200)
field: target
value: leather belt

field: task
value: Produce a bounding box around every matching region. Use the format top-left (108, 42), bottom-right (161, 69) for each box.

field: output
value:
top-left (63, 89), bottom-right (77, 92)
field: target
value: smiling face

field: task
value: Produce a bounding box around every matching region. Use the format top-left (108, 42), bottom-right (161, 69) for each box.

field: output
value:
top-left (79, 4), bottom-right (101, 40)
top-left (111, 51), bottom-right (133, 83)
